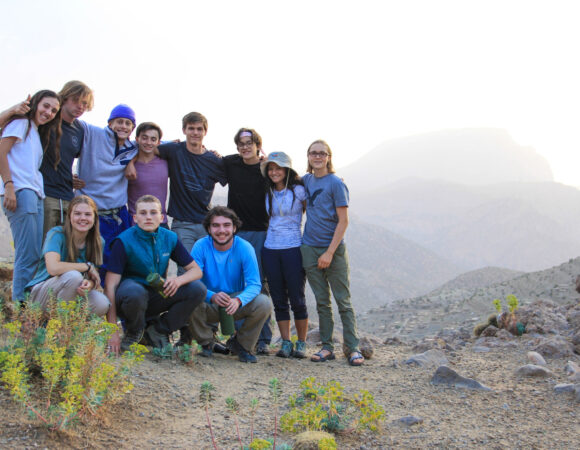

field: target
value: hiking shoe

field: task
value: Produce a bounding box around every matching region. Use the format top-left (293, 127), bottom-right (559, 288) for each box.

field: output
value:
top-left (144, 324), bottom-right (170, 349)
top-left (293, 340), bottom-right (307, 359)
top-left (238, 348), bottom-right (257, 363)
top-left (276, 340), bottom-right (294, 358)
top-left (200, 343), bottom-right (213, 357)
top-left (213, 341), bottom-right (230, 355)
top-left (121, 328), bottom-right (144, 352)
top-left (256, 342), bottom-right (270, 355)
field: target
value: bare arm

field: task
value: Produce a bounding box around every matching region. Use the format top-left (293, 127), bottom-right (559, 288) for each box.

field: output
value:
top-left (0, 97), bottom-right (30, 128)
top-left (162, 260), bottom-right (203, 297)
top-left (0, 136), bottom-right (17, 211)
top-left (317, 206), bottom-right (349, 269)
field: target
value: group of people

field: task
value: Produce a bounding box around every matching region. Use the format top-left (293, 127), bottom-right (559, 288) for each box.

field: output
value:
top-left (0, 80), bottom-right (364, 366)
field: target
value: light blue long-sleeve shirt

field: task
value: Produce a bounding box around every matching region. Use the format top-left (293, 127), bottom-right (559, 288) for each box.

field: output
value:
top-left (191, 235), bottom-right (261, 306)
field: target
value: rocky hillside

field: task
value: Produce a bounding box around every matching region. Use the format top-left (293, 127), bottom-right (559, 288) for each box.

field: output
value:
top-left (359, 256), bottom-right (580, 340)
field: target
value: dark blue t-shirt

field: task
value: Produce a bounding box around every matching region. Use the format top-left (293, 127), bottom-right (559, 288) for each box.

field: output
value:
top-left (158, 142), bottom-right (227, 223)
top-left (41, 119), bottom-right (84, 201)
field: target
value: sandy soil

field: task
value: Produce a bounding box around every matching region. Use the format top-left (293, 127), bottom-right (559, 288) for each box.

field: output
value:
top-left (1, 335), bottom-right (579, 449)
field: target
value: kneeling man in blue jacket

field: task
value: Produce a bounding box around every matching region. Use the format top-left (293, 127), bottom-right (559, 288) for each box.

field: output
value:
top-left (187, 206), bottom-right (272, 363)
top-left (104, 195), bottom-right (206, 354)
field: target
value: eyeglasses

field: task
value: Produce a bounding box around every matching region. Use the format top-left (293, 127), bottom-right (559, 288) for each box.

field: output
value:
top-left (308, 151), bottom-right (329, 158)
top-left (237, 141), bottom-right (254, 148)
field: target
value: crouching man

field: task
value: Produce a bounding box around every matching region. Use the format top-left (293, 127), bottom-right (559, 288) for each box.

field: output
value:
top-left (186, 206), bottom-right (272, 363)
top-left (104, 195), bottom-right (206, 354)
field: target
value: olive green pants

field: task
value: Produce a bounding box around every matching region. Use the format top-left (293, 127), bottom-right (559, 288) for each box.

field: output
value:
top-left (300, 243), bottom-right (360, 354)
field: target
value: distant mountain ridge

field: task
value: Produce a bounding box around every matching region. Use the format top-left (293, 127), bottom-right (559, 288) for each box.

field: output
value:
top-left (351, 179), bottom-right (580, 272)
top-left (342, 128), bottom-right (553, 191)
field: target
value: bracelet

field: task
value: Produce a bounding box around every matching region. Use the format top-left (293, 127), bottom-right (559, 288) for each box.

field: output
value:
top-left (3, 180), bottom-right (13, 187)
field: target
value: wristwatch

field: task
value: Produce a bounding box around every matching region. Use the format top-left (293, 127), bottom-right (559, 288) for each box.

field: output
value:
top-left (86, 262), bottom-right (94, 273)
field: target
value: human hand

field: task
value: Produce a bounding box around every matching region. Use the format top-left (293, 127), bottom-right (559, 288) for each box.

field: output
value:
top-left (211, 292), bottom-right (231, 307)
top-left (125, 160), bottom-right (137, 180)
top-left (72, 174), bottom-right (86, 189)
top-left (76, 278), bottom-right (93, 296)
top-left (317, 250), bottom-right (334, 269)
top-left (225, 297), bottom-right (241, 315)
top-left (13, 95), bottom-right (31, 116)
top-left (163, 276), bottom-right (181, 297)
top-left (2, 184), bottom-right (17, 212)
top-left (87, 266), bottom-right (101, 287)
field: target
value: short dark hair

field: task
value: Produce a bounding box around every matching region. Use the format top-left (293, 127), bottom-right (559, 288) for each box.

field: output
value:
top-left (234, 128), bottom-right (262, 150)
top-left (203, 206), bottom-right (242, 233)
top-left (136, 122), bottom-right (163, 140)
top-left (182, 112), bottom-right (208, 131)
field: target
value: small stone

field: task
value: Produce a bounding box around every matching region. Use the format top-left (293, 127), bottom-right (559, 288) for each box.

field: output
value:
top-left (139, 412), bottom-right (145, 417)
top-left (473, 346), bottom-right (491, 353)
top-left (564, 361), bottom-right (579, 375)
top-left (527, 351), bottom-right (546, 366)
top-left (405, 349), bottom-right (448, 368)
top-left (393, 415), bottom-right (423, 426)
top-left (516, 364), bottom-right (553, 378)
top-left (554, 384), bottom-right (576, 394)
top-left (431, 365), bottom-right (492, 391)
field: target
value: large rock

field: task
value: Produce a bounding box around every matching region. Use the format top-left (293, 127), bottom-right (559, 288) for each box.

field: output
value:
top-left (533, 336), bottom-right (575, 358)
top-left (431, 366), bottom-right (492, 391)
top-left (405, 349), bottom-right (448, 368)
top-left (516, 364), bottom-right (554, 377)
top-left (517, 300), bottom-right (570, 335)
top-left (527, 351), bottom-right (547, 366)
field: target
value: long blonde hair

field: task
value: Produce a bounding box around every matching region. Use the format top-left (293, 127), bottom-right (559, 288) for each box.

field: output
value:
top-left (64, 195), bottom-right (103, 266)
top-left (306, 139), bottom-right (335, 174)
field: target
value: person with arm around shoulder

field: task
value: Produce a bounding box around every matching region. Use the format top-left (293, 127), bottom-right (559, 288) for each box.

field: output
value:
top-left (300, 140), bottom-right (364, 366)
top-left (0, 90), bottom-right (62, 302)
top-left (26, 195), bottom-right (109, 315)
top-left (260, 152), bottom-right (309, 358)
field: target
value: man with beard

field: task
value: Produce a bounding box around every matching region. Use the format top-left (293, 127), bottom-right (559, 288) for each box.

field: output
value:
top-left (187, 206), bottom-right (272, 363)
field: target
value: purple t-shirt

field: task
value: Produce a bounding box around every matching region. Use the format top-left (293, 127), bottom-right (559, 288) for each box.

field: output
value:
top-left (127, 156), bottom-right (169, 223)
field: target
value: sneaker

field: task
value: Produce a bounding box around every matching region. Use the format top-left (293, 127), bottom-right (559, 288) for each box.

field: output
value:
top-left (200, 343), bottom-right (213, 357)
top-left (276, 340), bottom-right (294, 358)
top-left (256, 342), bottom-right (270, 355)
top-left (238, 347), bottom-right (257, 363)
top-left (144, 324), bottom-right (170, 349)
top-left (293, 340), bottom-right (307, 359)
top-left (121, 328), bottom-right (144, 352)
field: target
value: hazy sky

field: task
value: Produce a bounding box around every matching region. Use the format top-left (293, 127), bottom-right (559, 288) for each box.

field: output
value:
top-left (2, 0), bottom-right (579, 185)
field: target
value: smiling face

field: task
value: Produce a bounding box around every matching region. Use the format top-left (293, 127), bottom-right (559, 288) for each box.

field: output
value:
top-left (70, 202), bottom-right (95, 234)
top-left (183, 121), bottom-right (207, 152)
top-left (307, 142), bottom-right (331, 175)
top-left (109, 117), bottom-right (135, 142)
top-left (208, 215), bottom-right (236, 250)
top-left (267, 162), bottom-right (287, 190)
top-left (133, 201), bottom-right (164, 232)
top-left (237, 136), bottom-right (260, 164)
top-left (136, 129), bottom-right (160, 155)
top-left (33, 96), bottom-right (60, 126)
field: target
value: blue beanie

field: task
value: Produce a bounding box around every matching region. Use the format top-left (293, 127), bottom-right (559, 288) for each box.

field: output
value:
top-left (108, 104), bottom-right (136, 126)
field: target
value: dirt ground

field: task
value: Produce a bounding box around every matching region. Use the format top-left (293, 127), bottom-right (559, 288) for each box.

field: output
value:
top-left (1, 335), bottom-right (579, 449)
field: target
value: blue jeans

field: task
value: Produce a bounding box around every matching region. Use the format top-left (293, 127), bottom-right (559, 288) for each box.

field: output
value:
top-left (2, 189), bottom-right (43, 301)
top-left (237, 230), bottom-right (271, 345)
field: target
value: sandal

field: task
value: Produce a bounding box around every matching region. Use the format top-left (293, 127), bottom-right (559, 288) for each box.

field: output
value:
top-left (348, 351), bottom-right (365, 366)
top-left (310, 349), bottom-right (335, 362)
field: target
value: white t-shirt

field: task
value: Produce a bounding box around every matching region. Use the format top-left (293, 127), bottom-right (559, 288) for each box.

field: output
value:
top-left (0, 118), bottom-right (44, 198)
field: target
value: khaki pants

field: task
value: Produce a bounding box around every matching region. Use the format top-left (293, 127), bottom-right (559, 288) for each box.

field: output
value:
top-left (43, 196), bottom-right (71, 238)
top-left (188, 294), bottom-right (272, 352)
top-left (28, 270), bottom-right (110, 316)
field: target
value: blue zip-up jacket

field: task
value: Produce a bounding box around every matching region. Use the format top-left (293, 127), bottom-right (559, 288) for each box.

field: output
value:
top-left (115, 225), bottom-right (178, 286)
top-left (191, 235), bottom-right (261, 306)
